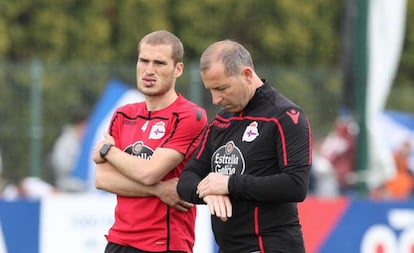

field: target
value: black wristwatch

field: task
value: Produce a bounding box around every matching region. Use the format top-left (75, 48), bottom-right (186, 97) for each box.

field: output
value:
top-left (99, 143), bottom-right (113, 159)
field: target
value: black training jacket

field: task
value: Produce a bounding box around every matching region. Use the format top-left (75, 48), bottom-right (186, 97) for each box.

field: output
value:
top-left (178, 80), bottom-right (312, 253)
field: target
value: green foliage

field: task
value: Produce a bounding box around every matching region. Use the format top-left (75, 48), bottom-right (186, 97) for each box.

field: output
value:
top-left (0, 0), bottom-right (342, 65)
top-left (0, 0), bottom-right (413, 182)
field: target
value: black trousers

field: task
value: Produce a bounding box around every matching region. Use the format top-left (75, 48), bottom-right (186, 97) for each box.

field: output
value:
top-left (104, 242), bottom-right (187, 253)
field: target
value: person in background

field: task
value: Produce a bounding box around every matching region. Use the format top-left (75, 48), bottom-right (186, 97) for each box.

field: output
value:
top-left (1, 176), bottom-right (57, 200)
top-left (319, 114), bottom-right (358, 194)
top-left (49, 108), bottom-right (89, 192)
top-left (371, 140), bottom-right (414, 199)
top-left (92, 30), bottom-right (207, 253)
top-left (177, 40), bottom-right (312, 253)
top-left (308, 139), bottom-right (339, 198)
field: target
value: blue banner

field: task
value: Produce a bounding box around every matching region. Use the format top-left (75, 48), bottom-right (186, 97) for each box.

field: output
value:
top-left (72, 79), bottom-right (144, 189)
top-left (0, 200), bottom-right (40, 253)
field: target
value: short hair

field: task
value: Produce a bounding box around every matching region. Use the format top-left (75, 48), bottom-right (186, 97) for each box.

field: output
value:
top-left (138, 30), bottom-right (184, 64)
top-left (200, 40), bottom-right (254, 76)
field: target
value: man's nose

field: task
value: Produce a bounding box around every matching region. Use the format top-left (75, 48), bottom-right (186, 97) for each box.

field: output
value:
top-left (145, 63), bottom-right (155, 74)
top-left (211, 92), bottom-right (222, 105)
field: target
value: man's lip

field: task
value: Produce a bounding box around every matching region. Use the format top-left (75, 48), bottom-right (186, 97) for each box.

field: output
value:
top-left (142, 78), bottom-right (156, 85)
top-left (143, 77), bottom-right (156, 82)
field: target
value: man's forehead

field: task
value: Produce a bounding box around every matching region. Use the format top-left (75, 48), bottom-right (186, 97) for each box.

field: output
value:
top-left (204, 61), bottom-right (226, 75)
top-left (139, 43), bottom-right (173, 57)
top-left (202, 65), bottom-right (236, 89)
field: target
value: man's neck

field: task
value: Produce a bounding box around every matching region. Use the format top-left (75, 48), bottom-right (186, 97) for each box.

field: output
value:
top-left (145, 90), bottom-right (178, 111)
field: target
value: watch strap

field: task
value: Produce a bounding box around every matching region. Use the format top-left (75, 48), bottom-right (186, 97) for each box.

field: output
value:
top-left (100, 143), bottom-right (113, 159)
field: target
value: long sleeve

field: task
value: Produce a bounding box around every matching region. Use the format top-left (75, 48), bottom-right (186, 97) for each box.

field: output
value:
top-left (177, 132), bottom-right (212, 204)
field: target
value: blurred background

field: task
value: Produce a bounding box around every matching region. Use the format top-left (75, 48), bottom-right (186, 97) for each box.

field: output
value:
top-left (0, 1), bottom-right (414, 252)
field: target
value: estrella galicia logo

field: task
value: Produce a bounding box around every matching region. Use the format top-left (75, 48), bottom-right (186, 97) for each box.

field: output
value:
top-left (211, 141), bottom-right (245, 175)
top-left (124, 141), bottom-right (154, 160)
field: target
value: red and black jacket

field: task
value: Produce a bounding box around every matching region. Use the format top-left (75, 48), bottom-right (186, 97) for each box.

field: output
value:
top-left (178, 81), bottom-right (312, 253)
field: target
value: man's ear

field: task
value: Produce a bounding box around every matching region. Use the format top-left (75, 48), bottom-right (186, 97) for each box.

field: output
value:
top-left (241, 67), bottom-right (253, 82)
top-left (175, 62), bottom-right (184, 78)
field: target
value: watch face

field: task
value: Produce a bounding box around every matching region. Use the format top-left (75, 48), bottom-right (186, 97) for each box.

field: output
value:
top-left (100, 144), bottom-right (112, 158)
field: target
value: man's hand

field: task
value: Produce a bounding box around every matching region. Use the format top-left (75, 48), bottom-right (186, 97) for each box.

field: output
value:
top-left (155, 178), bottom-right (194, 212)
top-left (197, 172), bottom-right (229, 198)
top-left (92, 132), bottom-right (115, 164)
top-left (203, 195), bottom-right (232, 222)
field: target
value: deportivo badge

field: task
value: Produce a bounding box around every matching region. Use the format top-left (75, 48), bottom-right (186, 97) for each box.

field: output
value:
top-left (242, 121), bottom-right (259, 142)
top-left (149, 121), bottom-right (166, 139)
